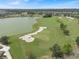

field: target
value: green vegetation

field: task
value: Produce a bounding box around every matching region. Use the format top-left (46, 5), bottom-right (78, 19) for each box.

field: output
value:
top-left (50, 44), bottom-right (63, 59)
top-left (60, 23), bottom-right (67, 30)
top-left (50, 43), bottom-right (73, 59)
top-left (60, 23), bottom-right (70, 36)
top-left (8, 16), bottom-right (79, 59)
top-left (43, 13), bottom-right (52, 18)
top-left (0, 36), bottom-right (9, 45)
top-left (63, 43), bottom-right (73, 55)
top-left (28, 53), bottom-right (36, 59)
top-left (64, 29), bottom-right (70, 36)
top-left (76, 36), bottom-right (79, 46)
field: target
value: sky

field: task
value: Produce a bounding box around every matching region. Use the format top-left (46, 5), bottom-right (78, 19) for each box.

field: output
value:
top-left (0, 0), bottom-right (79, 9)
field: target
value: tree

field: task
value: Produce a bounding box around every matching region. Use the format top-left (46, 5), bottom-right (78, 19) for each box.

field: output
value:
top-left (43, 13), bottom-right (52, 17)
top-left (78, 20), bottom-right (79, 24)
top-left (60, 23), bottom-right (67, 30)
top-left (50, 44), bottom-right (63, 59)
top-left (60, 23), bottom-right (70, 36)
top-left (63, 30), bottom-right (70, 36)
top-left (28, 53), bottom-right (36, 59)
top-left (63, 43), bottom-right (73, 55)
top-left (0, 36), bottom-right (9, 45)
top-left (76, 37), bottom-right (79, 46)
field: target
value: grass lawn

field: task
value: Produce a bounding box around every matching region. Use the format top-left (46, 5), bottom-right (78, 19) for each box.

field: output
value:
top-left (9, 16), bottom-right (79, 59)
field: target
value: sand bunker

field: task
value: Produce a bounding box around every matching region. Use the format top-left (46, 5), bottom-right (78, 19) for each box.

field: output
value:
top-left (0, 44), bottom-right (12, 59)
top-left (19, 35), bottom-right (35, 42)
top-left (66, 16), bottom-right (74, 20)
top-left (59, 17), bottom-right (62, 19)
top-left (19, 27), bottom-right (47, 43)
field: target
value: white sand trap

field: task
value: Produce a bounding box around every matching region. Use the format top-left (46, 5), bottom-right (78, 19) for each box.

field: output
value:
top-left (0, 44), bottom-right (12, 59)
top-left (19, 35), bottom-right (35, 42)
top-left (19, 27), bottom-right (47, 43)
top-left (66, 16), bottom-right (74, 20)
top-left (59, 17), bottom-right (62, 19)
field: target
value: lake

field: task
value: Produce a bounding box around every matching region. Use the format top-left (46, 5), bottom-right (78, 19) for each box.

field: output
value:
top-left (0, 17), bottom-right (37, 36)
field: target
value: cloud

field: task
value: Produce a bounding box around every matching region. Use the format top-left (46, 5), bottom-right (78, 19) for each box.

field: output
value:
top-left (9, 1), bottom-right (20, 5)
top-left (0, 0), bottom-right (79, 9)
top-left (7, 0), bottom-right (21, 5)
top-left (8, 0), bottom-right (30, 5)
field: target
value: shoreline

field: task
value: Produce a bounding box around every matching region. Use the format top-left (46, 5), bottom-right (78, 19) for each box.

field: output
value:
top-left (0, 16), bottom-right (40, 19)
top-left (0, 17), bottom-right (40, 37)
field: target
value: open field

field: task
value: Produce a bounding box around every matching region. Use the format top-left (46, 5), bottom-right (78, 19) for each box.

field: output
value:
top-left (8, 16), bottom-right (79, 59)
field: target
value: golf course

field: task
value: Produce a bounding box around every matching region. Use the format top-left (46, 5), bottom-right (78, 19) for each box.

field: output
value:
top-left (1, 16), bottom-right (78, 59)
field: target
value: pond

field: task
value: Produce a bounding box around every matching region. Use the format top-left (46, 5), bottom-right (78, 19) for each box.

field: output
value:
top-left (0, 17), bottom-right (37, 36)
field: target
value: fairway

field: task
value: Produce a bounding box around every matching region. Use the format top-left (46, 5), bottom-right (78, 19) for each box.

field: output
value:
top-left (9, 16), bottom-right (79, 59)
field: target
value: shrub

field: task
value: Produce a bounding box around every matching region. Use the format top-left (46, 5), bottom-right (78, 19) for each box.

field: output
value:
top-left (63, 30), bottom-right (70, 36)
top-left (50, 44), bottom-right (63, 58)
top-left (63, 43), bottom-right (73, 55)
top-left (43, 13), bottom-right (52, 17)
top-left (0, 36), bottom-right (9, 45)
top-left (60, 23), bottom-right (67, 30)
top-left (76, 37), bottom-right (79, 46)
top-left (28, 53), bottom-right (36, 59)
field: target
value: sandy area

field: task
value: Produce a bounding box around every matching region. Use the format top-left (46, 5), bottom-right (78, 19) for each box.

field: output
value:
top-left (0, 44), bottom-right (12, 59)
top-left (19, 27), bottom-right (47, 43)
top-left (66, 16), bottom-right (74, 20)
top-left (59, 17), bottom-right (62, 19)
top-left (59, 16), bottom-right (74, 20)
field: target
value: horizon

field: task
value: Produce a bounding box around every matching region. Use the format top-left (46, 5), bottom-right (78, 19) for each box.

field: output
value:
top-left (0, 0), bottom-right (79, 9)
top-left (0, 8), bottom-right (79, 9)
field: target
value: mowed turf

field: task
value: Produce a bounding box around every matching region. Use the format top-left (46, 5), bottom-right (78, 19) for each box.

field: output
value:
top-left (9, 17), bottom-right (79, 59)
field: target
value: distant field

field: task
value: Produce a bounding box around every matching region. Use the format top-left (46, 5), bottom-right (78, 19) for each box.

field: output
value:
top-left (9, 16), bottom-right (79, 59)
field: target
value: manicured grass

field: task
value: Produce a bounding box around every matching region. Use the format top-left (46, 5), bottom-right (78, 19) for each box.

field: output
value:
top-left (9, 16), bottom-right (79, 59)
